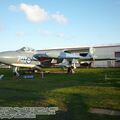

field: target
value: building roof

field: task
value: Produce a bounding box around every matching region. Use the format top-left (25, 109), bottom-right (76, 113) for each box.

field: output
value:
top-left (38, 43), bottom-right (120, 52)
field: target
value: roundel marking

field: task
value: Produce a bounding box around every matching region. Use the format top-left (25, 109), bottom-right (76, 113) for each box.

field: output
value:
top-left (26, 57), bottom-right (31, 64)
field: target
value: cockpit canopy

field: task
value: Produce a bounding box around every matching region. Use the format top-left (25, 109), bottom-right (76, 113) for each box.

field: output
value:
top-left (16, 47), bottom-right (36, 52)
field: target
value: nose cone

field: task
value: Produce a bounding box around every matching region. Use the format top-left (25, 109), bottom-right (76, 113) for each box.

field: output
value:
top-left (0, 52), bottom-right (13, 64)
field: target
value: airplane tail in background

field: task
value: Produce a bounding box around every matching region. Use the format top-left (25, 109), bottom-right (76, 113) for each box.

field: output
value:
top-left (87, 47), bottom-right (96, 59)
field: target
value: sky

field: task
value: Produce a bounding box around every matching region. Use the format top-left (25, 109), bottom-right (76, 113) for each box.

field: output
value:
top-left (0, 0), bottom-right (120, 51)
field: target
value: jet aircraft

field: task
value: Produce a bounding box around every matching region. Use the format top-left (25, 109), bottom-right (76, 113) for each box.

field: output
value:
top-left (0, 47), bottom-right (41, 76)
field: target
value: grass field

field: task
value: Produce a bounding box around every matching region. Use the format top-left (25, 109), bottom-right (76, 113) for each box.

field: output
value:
top-left (0, 68), bottom-right (120, 120)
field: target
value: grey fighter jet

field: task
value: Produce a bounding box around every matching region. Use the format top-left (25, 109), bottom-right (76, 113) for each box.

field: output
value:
top-left (0, 47), bottom-right (41, 76)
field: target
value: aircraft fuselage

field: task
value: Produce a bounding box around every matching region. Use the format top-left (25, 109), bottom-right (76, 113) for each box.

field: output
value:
top-left (0, 48), bottom-right (40, 68)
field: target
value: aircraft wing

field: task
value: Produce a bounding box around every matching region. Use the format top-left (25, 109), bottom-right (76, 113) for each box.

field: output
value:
top-left (34, 52), bottom-right (117, 62)
top-left (34, 52), bottom-right (119, 69)
top-left (79, 57), bottom-right (116, 61)
top-left (94, 58), bottom-right (116, 61)
top-left (63, 48), bottom-right (89, 54)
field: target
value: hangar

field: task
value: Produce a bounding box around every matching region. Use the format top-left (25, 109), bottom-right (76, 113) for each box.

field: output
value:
top-left (39, 43), bottom-right (120, 68)
top-left (91, 44), bottom-right (120, 67)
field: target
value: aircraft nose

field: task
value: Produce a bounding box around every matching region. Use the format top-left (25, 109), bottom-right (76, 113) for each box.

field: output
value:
top-left (0, 52), bottom-right (5, 62)
top-left (0, 52), bottom-right (11, 64)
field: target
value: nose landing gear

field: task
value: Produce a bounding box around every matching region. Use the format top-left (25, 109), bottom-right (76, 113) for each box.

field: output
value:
top-left (13, 67), bottom-right (20, 76)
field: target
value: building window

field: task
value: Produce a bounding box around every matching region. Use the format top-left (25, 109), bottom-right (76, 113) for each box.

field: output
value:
top-left (79, 53), bottom-right (88, 57)
top-left (115, 52), bottom-right (120, 67)
top-left (115, 52), bottom-right (120, 58)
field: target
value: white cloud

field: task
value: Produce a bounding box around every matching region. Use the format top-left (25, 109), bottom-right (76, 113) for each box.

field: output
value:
top-left (16, 31), bottom-right (26, 37)
top-left (9, 3), bottom-right (68, 24)
top-left (38, 30), bottom-right (52, 36)
top-left (51, 12), bottom-right (68, 24)
top-left (8, 5), bottom-right (18, 12)
top-left (20, 3), bottom-right (48, 23)
top-left (38, 29), bottom-right (66, 39)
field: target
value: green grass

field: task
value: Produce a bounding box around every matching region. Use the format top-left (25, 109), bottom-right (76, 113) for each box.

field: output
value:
top-left (0, 68), bottom-right (120, 120)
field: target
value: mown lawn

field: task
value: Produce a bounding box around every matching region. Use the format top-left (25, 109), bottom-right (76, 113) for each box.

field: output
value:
top-left (0, 68), bottom-right (120, 120)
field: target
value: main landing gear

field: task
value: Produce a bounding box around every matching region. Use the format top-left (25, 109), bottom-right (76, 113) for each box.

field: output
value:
top-left (67, 66), bottom-right (75, 74)
top-left (13, 67), bottom-right (20, 76)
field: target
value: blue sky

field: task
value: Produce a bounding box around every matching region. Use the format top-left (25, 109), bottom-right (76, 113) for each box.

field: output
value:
top-left (0, 0), bottom-right (120, 51)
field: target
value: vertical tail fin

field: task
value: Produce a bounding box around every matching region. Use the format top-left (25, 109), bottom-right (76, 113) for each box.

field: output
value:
top-left (87, 47), bottom-right (96, 59)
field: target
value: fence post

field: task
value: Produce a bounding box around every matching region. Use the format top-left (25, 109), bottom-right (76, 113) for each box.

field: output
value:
top-left (41, 71), bottom-right (44, 79)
